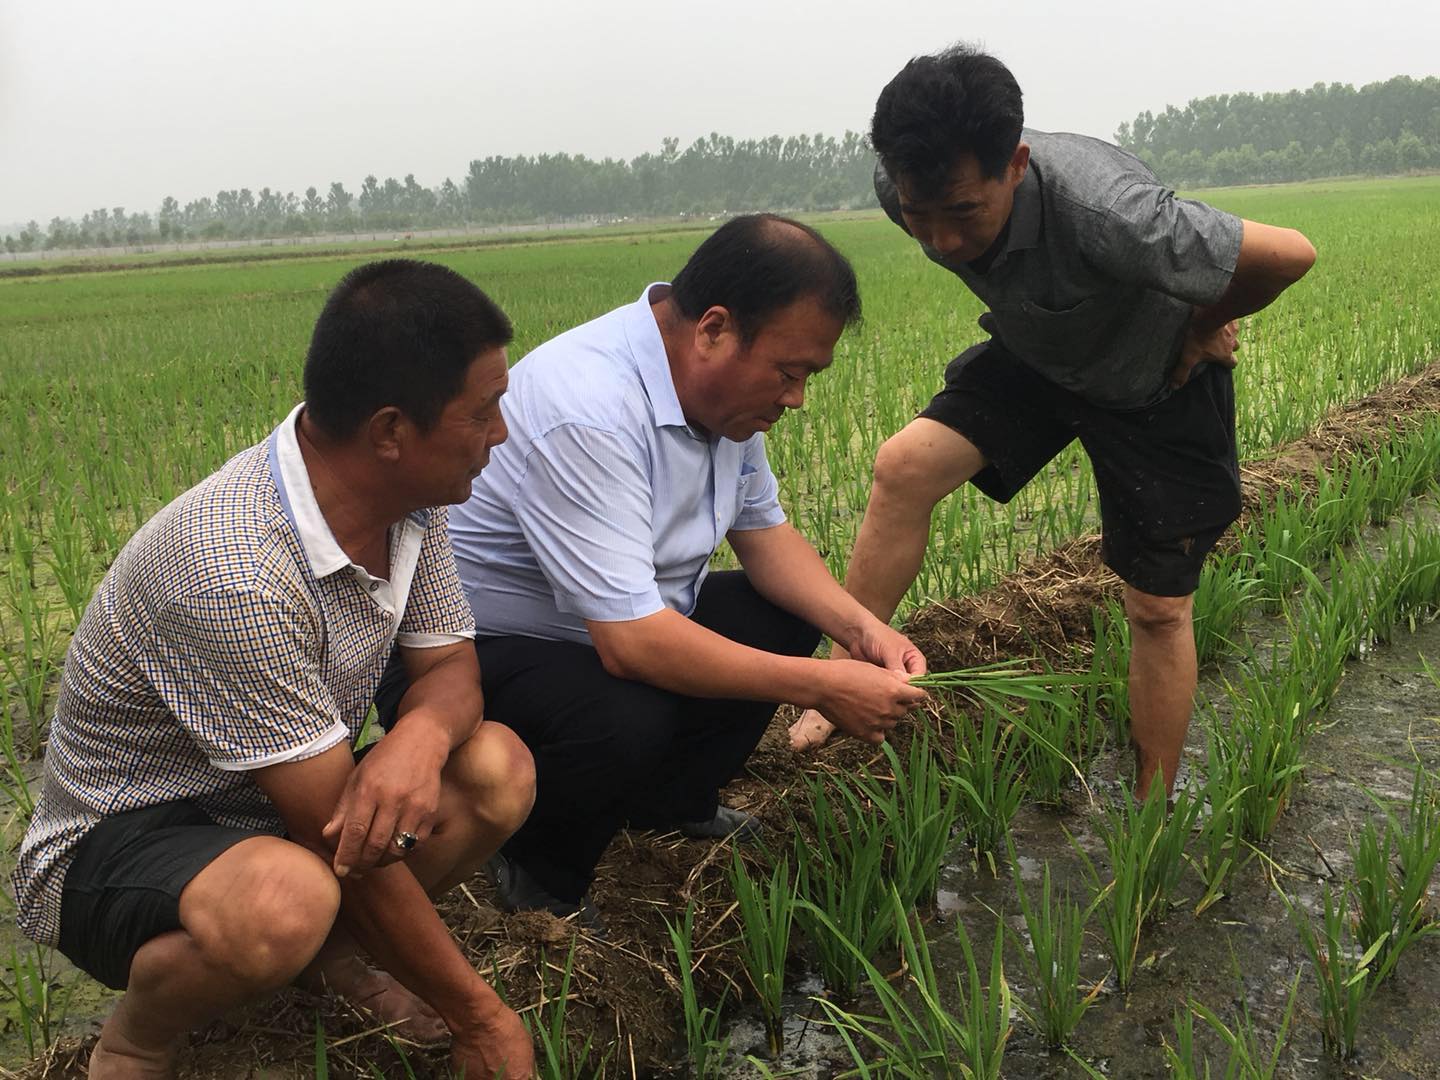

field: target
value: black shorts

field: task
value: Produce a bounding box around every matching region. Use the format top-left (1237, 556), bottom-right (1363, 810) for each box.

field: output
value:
top-left (919, 341), bottom-right (1242, 597)
top-left (58, 800), bottom-right (261, 990)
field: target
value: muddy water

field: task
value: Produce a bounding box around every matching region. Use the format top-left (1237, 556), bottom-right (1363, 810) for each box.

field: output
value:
top-left (721, 619), bottom-right (1440, 1080)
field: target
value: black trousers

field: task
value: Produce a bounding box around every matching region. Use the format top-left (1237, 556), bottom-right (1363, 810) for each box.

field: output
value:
top-left (374, 570), bottom-right (820, 903)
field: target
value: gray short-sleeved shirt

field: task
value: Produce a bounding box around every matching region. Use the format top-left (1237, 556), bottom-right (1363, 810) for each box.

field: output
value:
top-left (875, 129), bottom-right (1244, 410)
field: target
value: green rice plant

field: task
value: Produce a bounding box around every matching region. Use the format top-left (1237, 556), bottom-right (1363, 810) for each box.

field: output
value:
top-left (1351, 771), bottom-right (1440, 982)
top-left (1287, 885), bottom-right (1386, 1061)
top-left (1287, 586), bottom-right (1356, 709)
top-left (728, 849), bottom-right (796, 1057)
top-left (1190, 717), bottom-right (1252, 914)
top-left (843, 731), bottom-right (960, 910)
top-left (814, 891), bottom-right (1011, 1079)
top-left (1071, 782), bottom-right (1193, 992)
top-left (1253, 488), bottom-right (1319, 611)
top-left (1088, 599), bottom-right (1132, 745)
top-left (664, 903), bottom-right (730, 1078)
top-left (792, 775), bottom-right (896, 1001)
top-left (529, 940), bottom-right (610, 1079)
top-left (950, 705), bottom-right (1026, 864)
top-left (1009, 853), bottom-right (1099, 1049)
top-left (1213, 650), bottom-right (1312, 842)
top-left (0, 706), bottom-right (37, 818)
top-left (1163, 973), bottom-right (1301, 1080)
top-left (1192, 550), bottom-right (1257, 666)
top-left (0, 943), bottom-right (76, 1058)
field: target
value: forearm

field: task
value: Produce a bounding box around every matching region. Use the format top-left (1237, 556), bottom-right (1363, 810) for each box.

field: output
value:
top-left (337, 865), bottom-right (502, 1030)
top-left (591, 608), bottom-right (825, 708)
top-left (731, 524), bottom-right (881, 650)
top-left (392, 642), bottom-right (485, 754)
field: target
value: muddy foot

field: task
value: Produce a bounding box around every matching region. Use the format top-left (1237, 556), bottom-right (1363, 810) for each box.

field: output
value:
top-left (348, 970), bottom-right (449, 1044)
top-left (306, 955), bottom-right (449, 1044)
top-left (788, 709), bottom-right (836, 752)
top-left (87, 1032), bottom-right (177, 1079)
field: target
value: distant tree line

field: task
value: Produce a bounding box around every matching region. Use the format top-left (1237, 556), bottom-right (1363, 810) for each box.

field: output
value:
top-left (3, 132), bottom-right (878, 253)
top-left (1116, 75), bottom-right (1440, 187)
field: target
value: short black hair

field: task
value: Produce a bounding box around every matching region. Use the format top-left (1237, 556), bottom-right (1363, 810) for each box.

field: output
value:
top-left (303, 259), bottom-right (513, 439)
top-left (669, 214), bottom-right (861, 341)
top-left (870, 43), bottom-right (1024, 193)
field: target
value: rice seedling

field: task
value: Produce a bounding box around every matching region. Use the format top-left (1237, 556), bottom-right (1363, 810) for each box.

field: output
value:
top-left (0, 943), bottom-right (77, 1058)
top-left (1071, 782), bottom-right (1196, 992)
top-left (1192, 550), bottom-right (1257, 667)
top-left (1009, 851), bottom-right (1100, 1049)
top-left (529, 940), bottom-right (611, 1079)
top-left (1163, 972), bottom-right (1301, 1080)
top-left (1090, 599), bottom-right (1131, 745)
top-left (950, 705), bottom-right (1027, 865)
top-left (728, 849), bottom-right (797, 1057)
top-left (791, 773), bottom-right (896, 1001)
top-left (664, 902), bottom-right (730, 1078)
top-left (1286, 885), bottom-right (1386, 1061)
top-left (847, 732), bottom-right (960, 910)
top-left (1351, 771), bottom-right (1440, 982)
top-left (814, 891), bottom-right (1011, 1079)
top-left (1212, 648), bottom-right (1313, 843)
top-left (1190, 717), bottom-right (1252, 914)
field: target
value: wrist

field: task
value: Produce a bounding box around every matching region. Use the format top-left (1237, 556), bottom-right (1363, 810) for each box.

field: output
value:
top-left (386, 709), bottom-right (454, 766)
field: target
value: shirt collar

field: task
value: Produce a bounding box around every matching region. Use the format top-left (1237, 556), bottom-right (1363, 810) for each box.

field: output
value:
top-left (625, 282), bottom-right (689, 429)
top-left (266, 403), bottom-right (360, 579)
top-left (1002, 159), bottom-right (1042, 256)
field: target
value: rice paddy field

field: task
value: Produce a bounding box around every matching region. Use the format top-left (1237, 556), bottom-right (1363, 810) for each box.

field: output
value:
top-left (3, 175), bottom-right (1440, 1078)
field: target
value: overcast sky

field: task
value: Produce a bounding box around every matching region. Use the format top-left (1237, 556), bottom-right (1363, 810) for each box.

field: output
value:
top-left (2, 0), bottom-right (1437, 224)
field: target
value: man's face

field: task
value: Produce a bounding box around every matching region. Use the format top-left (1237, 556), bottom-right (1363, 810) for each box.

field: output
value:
top-left (406, 347), bottom-right (510, 505)
top-left (894, 144), bottom-right (1029, 264)
top-left (690, 295), bottom-right (843, 442)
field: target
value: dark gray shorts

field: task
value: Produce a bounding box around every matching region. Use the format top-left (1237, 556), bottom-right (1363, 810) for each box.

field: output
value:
top-left (919, 340), bottom-right (1242, 597)
top-left (58, 800), bottom-right (261, 990)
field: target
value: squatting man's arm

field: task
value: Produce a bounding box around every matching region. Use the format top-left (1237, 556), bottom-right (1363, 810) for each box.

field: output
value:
top-left (254, 640), bottom-right (535, 1079)
top-left (587, 523), bottom-right (928, 744)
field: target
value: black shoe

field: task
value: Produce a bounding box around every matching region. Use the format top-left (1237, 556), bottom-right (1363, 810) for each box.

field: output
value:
top-left (485, 854), bottom-right (606, 936)
top-left (676, 804), bottom-right (762, 843)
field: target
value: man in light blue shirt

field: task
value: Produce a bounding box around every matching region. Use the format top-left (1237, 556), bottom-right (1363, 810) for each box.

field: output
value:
top-left (377, 215), bottom-right (928, 924)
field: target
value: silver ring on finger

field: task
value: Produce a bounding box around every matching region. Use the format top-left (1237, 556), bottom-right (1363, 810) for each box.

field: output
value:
top-left (393, 830), bottom-right (419, 853)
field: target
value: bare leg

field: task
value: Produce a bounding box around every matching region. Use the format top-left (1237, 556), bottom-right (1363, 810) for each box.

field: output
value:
top-left (790, 419), bottom-right (984, 750)
top-left (1125, 587), bottom-right (1196, 800)
top-left (89, 837), bottom-right (338, 1079)
top-left (300, 722), bottom-right (535, 1042)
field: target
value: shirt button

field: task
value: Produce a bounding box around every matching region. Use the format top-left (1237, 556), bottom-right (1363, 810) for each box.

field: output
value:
top-left (369, 582), bottom-right (379, 593)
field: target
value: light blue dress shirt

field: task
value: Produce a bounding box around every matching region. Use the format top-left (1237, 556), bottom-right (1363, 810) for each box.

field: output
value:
top-left (449, 283), bottom-right (787, 645)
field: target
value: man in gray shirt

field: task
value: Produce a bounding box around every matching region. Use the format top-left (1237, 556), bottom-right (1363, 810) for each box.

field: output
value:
top-left (791, 45), bottom-right (1316, 801)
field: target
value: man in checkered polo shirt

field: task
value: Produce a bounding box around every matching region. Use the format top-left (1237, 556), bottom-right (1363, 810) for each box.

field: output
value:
top-left (13, 261), bottom-right (535, 1079)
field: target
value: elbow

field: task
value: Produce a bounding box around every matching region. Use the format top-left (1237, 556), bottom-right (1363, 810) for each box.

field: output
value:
top-left (593, 636), bottom-right (642, 682)
top-left (1289, 231), bottom-right (1318, 280)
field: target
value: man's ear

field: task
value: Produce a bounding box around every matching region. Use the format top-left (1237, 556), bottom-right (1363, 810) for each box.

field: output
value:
top-left (366, 406), bottom-right (407, 463)
top-left (693, 305), bottom-right (737, 359)
top-left (1008, 141), bottom-right (1031, 186)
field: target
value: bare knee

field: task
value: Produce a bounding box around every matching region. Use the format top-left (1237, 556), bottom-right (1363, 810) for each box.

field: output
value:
top-left (446, 722), bottom-right (536, 839)
top-left (183, 839), bottom-right (339, 988)
top-left (871, 423), bottom-right (980, 513)
top-left (1124, 588), bottom-right (1193, 638)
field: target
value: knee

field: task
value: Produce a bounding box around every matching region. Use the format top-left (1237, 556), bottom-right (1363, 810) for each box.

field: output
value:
top-left (1124, 588), bottom-right (1193, 638)
top-left (872, 432), bottom-right (951, 512)
top-left (451, 722), bottom-right (537, 839)
top-left (190, 841), bottom-right (338, 988)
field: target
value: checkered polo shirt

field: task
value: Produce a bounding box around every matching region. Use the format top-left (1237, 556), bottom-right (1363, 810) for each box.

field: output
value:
top-left (12, 405), bottom-right (476, 946)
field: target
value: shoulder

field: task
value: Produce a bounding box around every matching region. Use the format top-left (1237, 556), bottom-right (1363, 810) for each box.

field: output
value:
top-left (121, 444), bottom-right (310, 606)
top-left (1028, 129), bottom-right (1160, 218)
top-left (507, 305), bottom-right (648, 435)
